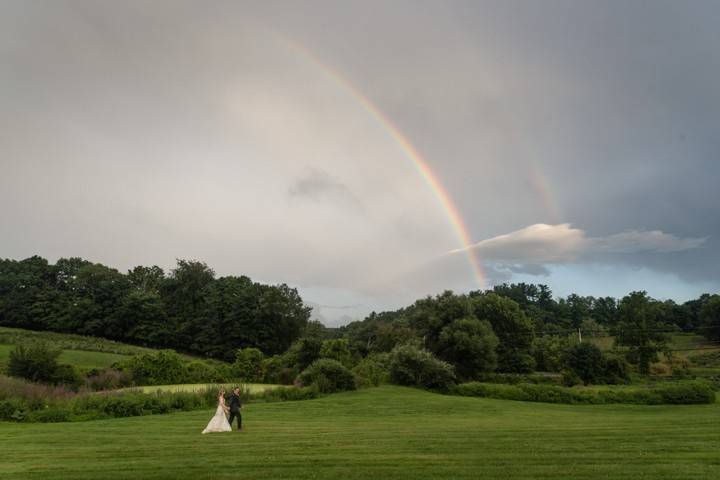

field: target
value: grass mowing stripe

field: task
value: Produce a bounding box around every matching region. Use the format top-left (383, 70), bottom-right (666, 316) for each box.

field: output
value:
top-left (0, 386), bottom-right (717, 480)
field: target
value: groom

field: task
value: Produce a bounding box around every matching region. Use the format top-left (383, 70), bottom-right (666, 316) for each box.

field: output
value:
top-left (227, 387), bottom-right (242, 431)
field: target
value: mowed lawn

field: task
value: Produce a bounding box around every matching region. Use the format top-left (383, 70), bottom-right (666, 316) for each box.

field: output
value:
top-left (0, 386), bottom-right (718, 480)
top-left (0, 344), bottom-right (130, 371)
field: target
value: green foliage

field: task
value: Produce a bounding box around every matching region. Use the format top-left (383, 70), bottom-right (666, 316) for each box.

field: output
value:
top-left (600, 353), bottom-right (630, 384)
top-left (699, 295), bottom-right (720, 341)
top-left (116, 350), bottom-right (187, 386)
top-left (616, 291), bottom-right (670, 374)
top-left (452, 380), bottom-right (715, 405)
top-left (184, 361), bottom-right (222, 384)
top-left (296, 359), bottom-right (356, 393)
top-left (563, 343), bottom-right (630, 385)
top-left (564, 342), bottom-right (605, 385)
top-left (319, 339), bottom-right (353, 368)
top-left (233, 348), bottom-right (265, 382)
top-left (475, 372), bottom-right (560, 385)
top-left (6, 342), bottom-right (79, 386)
top-left (471, 293), bottom-right (535, 373)
top-left (533, 335), bottom-right (568, 372)
top-left (688, 350), bottom-right (720, 367)
top-left (437, 317), bottom-right (498, 380)
top-left (0, 257), bottom-right (311, 360)
top-left (387, 344), bottom-right (456, 391)
top-left (286, 336), bottom-right (323, 371)
top-left (0, 327), bottom-right (153, 356)
top-left (352, 354), bottom-right (390, 388)
top-left (255, 385), bottom-right (319, 402)
top-left (560, 369), bottom-right (582, 387)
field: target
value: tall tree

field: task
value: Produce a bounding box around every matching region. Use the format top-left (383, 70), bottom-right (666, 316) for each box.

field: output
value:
top-left (471, 293), bottom-right (535, 373)
top-left (700, 295), bottom-right (720, 341)
top-left (616, 291), bottom-right (669, 374)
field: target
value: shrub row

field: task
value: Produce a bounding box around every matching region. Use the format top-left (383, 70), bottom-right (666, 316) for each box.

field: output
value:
top-left (0, 376), bottom-right (320, 423)
top-left (451, 380), bottom-right (716, 405)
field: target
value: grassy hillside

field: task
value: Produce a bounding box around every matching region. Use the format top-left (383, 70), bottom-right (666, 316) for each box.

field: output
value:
top-left (0, 344), bottom-right (130, 371)
top-left (1, 386), bottom-right (718, 480)
top-left (0, 327), bottom-right (155, 355)
top-left (0, 327), bottom-right (216, 372)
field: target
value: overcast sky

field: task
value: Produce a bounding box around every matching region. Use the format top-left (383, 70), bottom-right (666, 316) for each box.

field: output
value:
top-left (2, 0), bottom-right (718, 325)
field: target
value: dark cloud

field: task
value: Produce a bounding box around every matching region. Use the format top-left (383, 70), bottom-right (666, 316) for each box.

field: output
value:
top-left (1, 1), bottom-right (718, 324)
top-left (288, 168), bottom-right (363, 210)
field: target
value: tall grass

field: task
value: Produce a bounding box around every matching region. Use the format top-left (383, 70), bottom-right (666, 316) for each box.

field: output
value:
top-left (0, 375), bottom-right (318, 423)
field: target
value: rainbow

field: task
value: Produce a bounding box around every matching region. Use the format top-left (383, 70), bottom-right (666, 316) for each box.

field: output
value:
top-left (272, 35), bottom-right (487, 288)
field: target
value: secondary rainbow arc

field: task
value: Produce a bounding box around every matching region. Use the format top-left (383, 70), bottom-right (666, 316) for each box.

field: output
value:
top-left (273, 35), bottom-right (487, 288)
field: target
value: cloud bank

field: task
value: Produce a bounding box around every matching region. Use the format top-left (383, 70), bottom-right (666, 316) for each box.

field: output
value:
top-left (455, 223), bottom-right (707, 275)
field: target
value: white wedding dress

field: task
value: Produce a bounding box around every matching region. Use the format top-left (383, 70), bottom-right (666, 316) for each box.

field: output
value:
top-left (202, 397), bottom-right (232, 434)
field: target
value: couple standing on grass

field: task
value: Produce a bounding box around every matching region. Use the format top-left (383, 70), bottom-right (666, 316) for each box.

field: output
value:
top-left (201, 387), bottom-right (243, 434)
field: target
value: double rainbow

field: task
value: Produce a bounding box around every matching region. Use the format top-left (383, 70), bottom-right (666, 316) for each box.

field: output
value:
top-left (273, 35), bottom-right (487, 288)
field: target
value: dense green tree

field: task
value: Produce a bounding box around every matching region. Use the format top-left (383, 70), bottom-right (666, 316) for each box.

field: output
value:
top-left (69, 263), bottom-right (132, 337)
top-left (233, 347), bottom-right (265, 382)
top-left (591, 296), bottom-right (618, 327)
top-left (533, 335), bottom-right (569, 372)
top-left (616, 291), bottom-right (670, 374)
top-left (699, 295), bottom-right (720, 341)
top-left (387, 344), bottom-right (456, 390)
top-left (563, 342), bottom-right (604, 385)
top-left (115, 291), bottom-right (171, 346)
top-left (7, 342), bottom-right (61, 383)
top-left (127, 265), bottom-right (165, 294)
top-left (319, 338), bottom-right (353, 368)
top-left (437, 317), bottom-right (498, 380)
top-left (286, 336), bottom-right (323, 371)
top-left (471, 293), bottom-right (535, 373)
top-left (407, 291), bottom-right (474, 353)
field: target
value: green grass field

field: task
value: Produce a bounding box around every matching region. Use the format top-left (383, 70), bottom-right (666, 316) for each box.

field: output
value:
top-left (1, 386), bottom-right (718, 480)
top-left (0, 344), bottom-right (131, 371)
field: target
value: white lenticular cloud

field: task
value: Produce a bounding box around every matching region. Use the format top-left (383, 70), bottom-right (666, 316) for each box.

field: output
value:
top-left (455, 224), bottom-right (707, 268)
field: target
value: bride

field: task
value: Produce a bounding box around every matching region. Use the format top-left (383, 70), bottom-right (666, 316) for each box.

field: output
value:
top-left (202, 388), bottom-right (232, 434)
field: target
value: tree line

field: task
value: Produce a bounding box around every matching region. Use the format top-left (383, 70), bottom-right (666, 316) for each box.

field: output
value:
top-left (339, 284), bottom-right (720, 378)
top-left (0, 256), bottom-right (311, 361)
top-left (2, 256), bottom-right (718, 384)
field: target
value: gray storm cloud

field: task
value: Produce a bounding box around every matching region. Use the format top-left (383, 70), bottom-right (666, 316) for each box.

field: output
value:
top-left (1, 0), bottom-right (718, 324)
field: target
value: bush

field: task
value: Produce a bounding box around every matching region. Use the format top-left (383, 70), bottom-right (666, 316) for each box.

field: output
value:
top-left (185, 361), bottom-right (221, 384)
top-left (451, 380), bottom-right (716, 405)
top-left (688, 351), bottom-right (720, 368)
top-left (233, 348), bottom-right (265, 382)
top-left (437, 318), bottom-right (498, 380)
top-left (600, 354), bottom-right (630, 384)
top-left (388, 344), bottom-right (456, 391)
top-left (51, 364), bottom-right (83, 390)
top-left (85, 369), bottom-right (133, 391)
top-left (0, 375), bottom-right (321, 423)
top-left (256, 385), bottom-right (319, 402)
top-left (352, 355), bottom-right (390, 388)
top-left (656, 380), bottom-right (715, 404)
top-left (116, 350), bottom-right (186, 385)
top-left (476, 372), bottom-right (560, 385)
top-left (296, 359), bottom-right (356, 393)
top-left (319, 339), bottom-right (354, 368)
top-left (533, 335), bottom-right (568, 373)
top-left (563, 343), bottom-right (604, 385)
top-left (561, 369), bottom-right (582, 387)
top-left (7, 342), bottom-right (61, 383)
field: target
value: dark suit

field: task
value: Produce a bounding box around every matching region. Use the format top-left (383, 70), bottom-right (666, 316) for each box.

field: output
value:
top-left (227, 392), bottom-right (242, 430)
